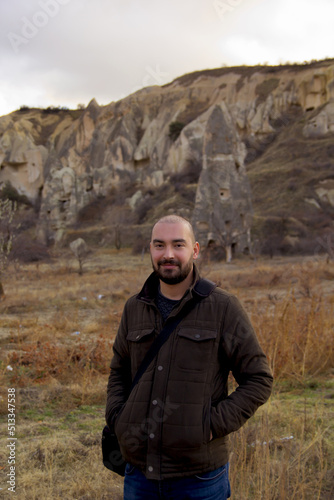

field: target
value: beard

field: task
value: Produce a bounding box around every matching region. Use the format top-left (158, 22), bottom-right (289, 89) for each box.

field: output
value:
top-left (152, 257), bottom-right (193, 285)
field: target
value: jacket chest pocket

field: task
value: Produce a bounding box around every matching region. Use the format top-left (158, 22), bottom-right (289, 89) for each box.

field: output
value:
top-left (126, 328), bottom-right (155, 377)
top-left (174, 328), bottom-right (217, 372)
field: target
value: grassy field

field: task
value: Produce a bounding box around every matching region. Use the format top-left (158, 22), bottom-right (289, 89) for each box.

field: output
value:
top-left (0, 249), bottom-right (333, 499)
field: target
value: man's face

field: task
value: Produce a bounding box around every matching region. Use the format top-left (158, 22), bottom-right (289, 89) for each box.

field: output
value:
top-left (150, 222), bottom-right (199, 285)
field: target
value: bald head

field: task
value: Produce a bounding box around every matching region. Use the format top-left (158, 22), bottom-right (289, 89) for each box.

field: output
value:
top-left (150, 215), bottom-right (200, 293)
top-left (151, 215), bottom-right (196, 244)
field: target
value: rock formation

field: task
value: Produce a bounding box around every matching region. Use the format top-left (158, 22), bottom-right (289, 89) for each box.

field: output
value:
top-left (0, 59), bottom-right (333, 254)
top-left (191, 103), bottom-right (252, 261)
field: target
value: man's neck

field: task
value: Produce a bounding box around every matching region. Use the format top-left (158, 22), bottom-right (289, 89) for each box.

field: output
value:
top-left (159, 269), bottom-right (194, 300)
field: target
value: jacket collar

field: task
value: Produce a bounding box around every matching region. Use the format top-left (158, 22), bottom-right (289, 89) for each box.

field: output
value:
top-left (137, 263), bottom-right (202, 304)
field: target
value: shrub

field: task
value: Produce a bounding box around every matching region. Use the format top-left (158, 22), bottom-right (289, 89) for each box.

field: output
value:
top-left (0, 182), bottom-right (32, 206)
top-left (10, 234), bottom-right (50, 263)
top-left (7, 334), bottom-right (113, 385)
top-left (255, 78), bottom-right (280, 104)
top-left (42, 106), bottom-right (69, 114)
top-left (168, 121), bottom-right (185, 141)
top-left (135, 197), bottom-right (154, 224)
top-left (77, 198), bottom-right (106, 224)
top-left (132, 232), bottom-right (149, 255)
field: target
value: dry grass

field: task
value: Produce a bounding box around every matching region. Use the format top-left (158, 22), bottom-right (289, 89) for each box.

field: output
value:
top-left (0, 249), bottom-right (333, 499)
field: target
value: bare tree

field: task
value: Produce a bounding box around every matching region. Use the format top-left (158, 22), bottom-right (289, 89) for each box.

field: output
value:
top-left (0, 199), bottom-right (18, 296)
top-left (115, 224), bottom-right (122, 250)
top-left (315, 234), bottom-right (334, 263)
top-left (70, 238), bottom-right (90, 275)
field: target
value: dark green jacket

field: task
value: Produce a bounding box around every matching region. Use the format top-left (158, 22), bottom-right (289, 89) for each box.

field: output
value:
top-left (106, 265), bottom-right (273, 480)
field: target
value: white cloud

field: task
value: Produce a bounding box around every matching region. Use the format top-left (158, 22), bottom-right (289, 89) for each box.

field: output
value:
top-left (0, 0), bottom-right (333, 116)
top-left (217, 0), bottom-right (334, 65)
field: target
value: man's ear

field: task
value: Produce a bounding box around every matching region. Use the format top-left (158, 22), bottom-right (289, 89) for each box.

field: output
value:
top-left (193, 242), bottom-right (200, 260)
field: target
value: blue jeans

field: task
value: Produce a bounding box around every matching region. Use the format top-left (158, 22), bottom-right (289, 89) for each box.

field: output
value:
top-left (123, 463), bottom-right (231, 500)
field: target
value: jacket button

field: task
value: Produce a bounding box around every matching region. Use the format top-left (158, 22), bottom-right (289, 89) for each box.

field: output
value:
top-left (152, 400), bottom-right (158, 405)
top-left (157, 365), bottom-right (163, 371)
top-left (149, 433), bottom-right (155, 439)
top-left (194, 334), bottom-right (201, 339)
top-left (148, 466), bottom-right (153, 472)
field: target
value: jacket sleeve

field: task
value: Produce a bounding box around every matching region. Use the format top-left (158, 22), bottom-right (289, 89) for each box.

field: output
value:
top-left (210, 295), bottom-right (273, 438)
top-left (105, 300), bottom-right (132, 429)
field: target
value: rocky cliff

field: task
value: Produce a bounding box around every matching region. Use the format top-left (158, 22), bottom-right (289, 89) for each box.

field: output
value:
top-left (0, 59), bottom-right (334, 256)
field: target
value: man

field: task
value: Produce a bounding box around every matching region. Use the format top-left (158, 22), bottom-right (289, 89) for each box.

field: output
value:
top-left (106, 215), bottom-right (273, 499)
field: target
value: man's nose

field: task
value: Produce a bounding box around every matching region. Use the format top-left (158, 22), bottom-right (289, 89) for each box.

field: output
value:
top-left (164, 245), bottom-right (174, 259)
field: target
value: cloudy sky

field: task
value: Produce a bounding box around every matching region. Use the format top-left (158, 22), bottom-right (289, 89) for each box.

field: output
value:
top-left (1, 0), bottom-right (333, 116)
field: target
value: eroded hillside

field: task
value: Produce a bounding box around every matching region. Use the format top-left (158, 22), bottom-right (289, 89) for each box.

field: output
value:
top-left (0, 59), bottom-right (334, 257)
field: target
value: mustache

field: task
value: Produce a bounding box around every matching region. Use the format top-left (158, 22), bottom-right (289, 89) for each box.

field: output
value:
top-left (158, 258), bottom-right (180, 266)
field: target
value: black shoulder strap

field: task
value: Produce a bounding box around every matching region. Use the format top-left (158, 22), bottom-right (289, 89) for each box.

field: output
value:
top-left (130, 278), bottom-right (216, 390)
top-left (193, 278), bottom-right (217, 297)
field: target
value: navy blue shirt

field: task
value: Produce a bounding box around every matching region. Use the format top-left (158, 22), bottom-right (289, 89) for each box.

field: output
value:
top-left (156, 289), bottom-right (180, 322)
